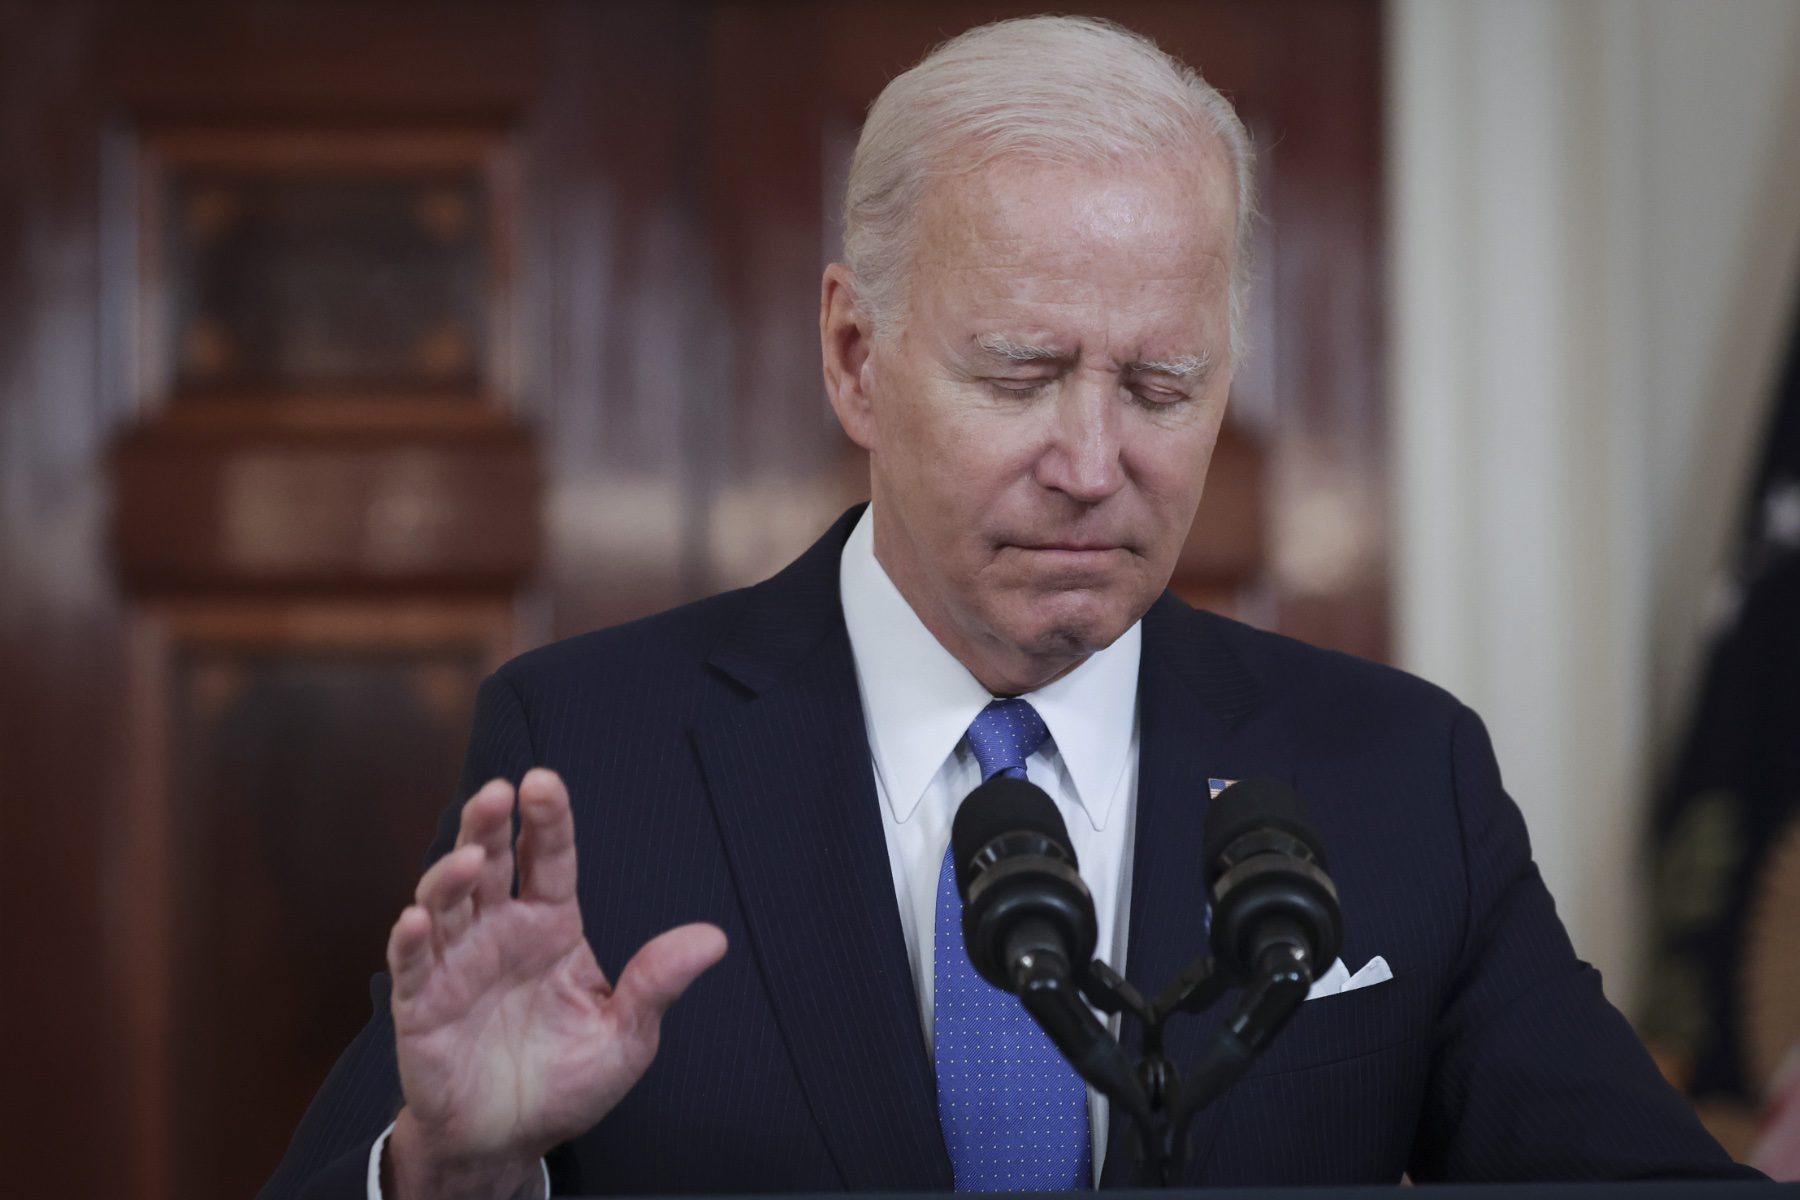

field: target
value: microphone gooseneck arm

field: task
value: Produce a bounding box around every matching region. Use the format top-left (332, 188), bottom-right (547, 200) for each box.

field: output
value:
top-left (1161, 939), bottom-right (1316, 1179)
top-left (1003, 928), bottom-right (1155, 1134)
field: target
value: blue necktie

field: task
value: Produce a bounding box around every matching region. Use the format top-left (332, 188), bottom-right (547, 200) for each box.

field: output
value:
top-left (935, 698), bottom-right (1092, 1191)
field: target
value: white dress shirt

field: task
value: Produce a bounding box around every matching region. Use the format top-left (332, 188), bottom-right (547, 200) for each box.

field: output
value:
top-left (369, 506), bottom-right (1142, 1196)
top-left (839, 506), bottom-right (1141, 1183)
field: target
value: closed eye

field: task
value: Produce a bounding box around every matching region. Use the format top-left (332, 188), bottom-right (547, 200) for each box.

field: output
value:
top-left (988, 379), bottom-right (1052, 399)
top-left (1131, 385), bottom-right (1190, 407)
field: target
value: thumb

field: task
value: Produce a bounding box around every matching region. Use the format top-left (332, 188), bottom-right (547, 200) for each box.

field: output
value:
top-left (612, 922), bottom-right (729, 1025)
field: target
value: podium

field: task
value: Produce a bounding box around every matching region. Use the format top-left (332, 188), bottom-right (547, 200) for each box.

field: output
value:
top-left (570, 1187), bottom-right (1791, 1199)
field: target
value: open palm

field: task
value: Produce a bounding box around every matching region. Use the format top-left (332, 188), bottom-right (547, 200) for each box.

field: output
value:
top-left (385, 768), bottom-right (727, 1187)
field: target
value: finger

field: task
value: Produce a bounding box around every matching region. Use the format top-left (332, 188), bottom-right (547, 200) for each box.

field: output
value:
top-left (416, 844), bottom-right (484, 947)
top-left (612, 923), bottom-right (729, 1026)
top-left (455, 778), bottom-right (516, 909)
top-left (516, 768), bottom-right (577, 904)
top-left (387, 905), bottom-right (434, 1003)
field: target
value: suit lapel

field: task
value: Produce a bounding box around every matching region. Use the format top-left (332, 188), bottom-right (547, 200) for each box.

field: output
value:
top-left (1101, 594), bottom-right (1263, 1188)
top-left (693, 508), bottom-right (952, 1191)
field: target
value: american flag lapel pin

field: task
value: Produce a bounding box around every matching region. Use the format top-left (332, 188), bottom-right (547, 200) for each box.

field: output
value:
top-left (1208, 777), bottom-right (1236, 800)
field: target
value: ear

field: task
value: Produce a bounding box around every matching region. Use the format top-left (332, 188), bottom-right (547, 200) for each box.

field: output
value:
top-left (819, 262), bottom-right (879, 451)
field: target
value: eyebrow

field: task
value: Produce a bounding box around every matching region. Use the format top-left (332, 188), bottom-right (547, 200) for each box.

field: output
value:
top-left (1131, 353), bottom-right (1212, 381)
top-left (973, 333), bottom-right (1068, 365)
top-left (972, 334), bottom-right (1211, 381)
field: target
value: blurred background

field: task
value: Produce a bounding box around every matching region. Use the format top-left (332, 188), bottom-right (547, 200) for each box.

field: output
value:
top-left (0, 1), bottom-right (1795, 1196)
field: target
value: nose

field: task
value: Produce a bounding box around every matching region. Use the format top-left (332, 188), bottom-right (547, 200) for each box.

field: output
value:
top-left (1034, 374), bottom-right (1126, 503)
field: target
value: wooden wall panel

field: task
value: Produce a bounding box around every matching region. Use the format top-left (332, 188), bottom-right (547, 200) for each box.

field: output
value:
top-left (523, 1), bottom-right (715, 634)
top-left (134, 123), bottom-right (519, 405)
top-left (147, 604), bottom-right (509, 1198)
top-left (0, 5), bottom-right (132, 1195)
top-left (97, 12), bottom-right (548, 1200)
top-left (698, 5), bottom-right (871, 593)
top-left (111, 419), bottom-right (541, 593)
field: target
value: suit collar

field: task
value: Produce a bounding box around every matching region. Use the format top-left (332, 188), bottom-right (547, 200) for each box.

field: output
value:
top-left (701, 505), bottom-right (864, 697)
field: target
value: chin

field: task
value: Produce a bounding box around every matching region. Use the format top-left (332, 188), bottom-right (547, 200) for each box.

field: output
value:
top-left (1022, 626), bottom-right (1109, 661)
top-left (1005, 590), bottom-right (1135, 658)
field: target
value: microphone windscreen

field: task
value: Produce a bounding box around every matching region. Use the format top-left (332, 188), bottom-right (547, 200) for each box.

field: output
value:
top-left (950, 775), bottom-right (1076, 896)
top-left (1203, 778), bottom-right (1328, 872)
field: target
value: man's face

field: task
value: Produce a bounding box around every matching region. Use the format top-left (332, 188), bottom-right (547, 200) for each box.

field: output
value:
top-left (828, 147), bottom-right (1237, 693)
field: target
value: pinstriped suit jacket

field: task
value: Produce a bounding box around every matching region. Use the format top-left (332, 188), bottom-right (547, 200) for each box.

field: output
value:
top-left (261, 506), bottom-right (1754, 1197)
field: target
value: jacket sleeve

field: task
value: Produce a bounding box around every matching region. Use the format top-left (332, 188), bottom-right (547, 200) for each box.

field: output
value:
top-left (257, 671), bottom-right (538, 1200)
top-left (1407, 705), bottom-right (1762, 1182)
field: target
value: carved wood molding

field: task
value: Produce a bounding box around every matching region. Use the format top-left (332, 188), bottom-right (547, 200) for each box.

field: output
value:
top-left (111, 416), bottom-right (541, 593)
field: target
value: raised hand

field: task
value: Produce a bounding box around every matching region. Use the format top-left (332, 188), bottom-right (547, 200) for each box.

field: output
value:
top-left (383, 768), bottom-right (727, 1200)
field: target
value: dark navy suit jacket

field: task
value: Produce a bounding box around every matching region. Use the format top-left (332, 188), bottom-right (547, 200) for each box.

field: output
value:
top-left (262, 507), bottom-right (1753, 1197)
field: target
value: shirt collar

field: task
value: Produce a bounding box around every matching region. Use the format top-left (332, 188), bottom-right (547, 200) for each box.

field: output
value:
top-left (838, 505), bottom-right (1140, 832)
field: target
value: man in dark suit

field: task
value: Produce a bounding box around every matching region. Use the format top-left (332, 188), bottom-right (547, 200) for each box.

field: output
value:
top-left (264, 15), bottom-right (1755, 1199)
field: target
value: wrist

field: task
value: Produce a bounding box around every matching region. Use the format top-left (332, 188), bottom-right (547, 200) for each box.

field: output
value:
top-left (386, 1108), bottom-right (545, 1200)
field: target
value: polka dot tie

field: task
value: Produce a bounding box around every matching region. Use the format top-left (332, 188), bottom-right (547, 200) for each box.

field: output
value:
top-left (934, 699), bottom-right (1091, 1190)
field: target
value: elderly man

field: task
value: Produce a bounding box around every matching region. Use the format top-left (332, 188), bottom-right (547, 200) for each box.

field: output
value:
top-left (264, 15), bottom-right (1754, 1199)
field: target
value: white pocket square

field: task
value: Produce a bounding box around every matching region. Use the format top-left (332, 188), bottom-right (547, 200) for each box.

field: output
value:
top-left (1304, 955), bottom-right (1393, 1000)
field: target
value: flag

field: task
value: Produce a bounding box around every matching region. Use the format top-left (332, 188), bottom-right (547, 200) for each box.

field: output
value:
top-left (1641, 289), bottom-right (1800, 1170)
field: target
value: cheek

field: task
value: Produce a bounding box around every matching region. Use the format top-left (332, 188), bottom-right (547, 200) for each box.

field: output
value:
top-left (1120, 425), bottom-right (1223, 570)
top-left (890, 393), bottom-right (1032, 498)
top-left (1130, 412), bottom-right (1221, 500)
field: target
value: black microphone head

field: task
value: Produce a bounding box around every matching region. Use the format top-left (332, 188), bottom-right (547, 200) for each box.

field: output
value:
top-left (950, 775), bottom-right (1095, 989)
top-left (950, 775), bottom-right (1077, 897)
top-left (1203, 778), bottom-right (1328, 877)
top-left (1204, 778), bottom-right (1343, 978)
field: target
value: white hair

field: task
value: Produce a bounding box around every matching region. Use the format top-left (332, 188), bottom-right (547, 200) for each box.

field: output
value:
top-left (842, 14), bottom-right (1256, 361)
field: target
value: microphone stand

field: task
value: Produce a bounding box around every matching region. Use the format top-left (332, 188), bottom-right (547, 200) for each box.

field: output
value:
top-left (1016, 941), bottom-right (1318, 1187)
top-left (959, 777), bottom-right (1338, 1185)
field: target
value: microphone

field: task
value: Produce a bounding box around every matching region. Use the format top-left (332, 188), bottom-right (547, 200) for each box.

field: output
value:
top-left (1203, 779), bottom-right (1342, 983)
top-left (951, 776), bottom-right (1149, 1125)
top-left (951, 775), bottom-right (1097, 991)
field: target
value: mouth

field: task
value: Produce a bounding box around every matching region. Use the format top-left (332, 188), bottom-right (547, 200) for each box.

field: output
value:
top-left (1013, 539), bottom-right (1128, 553)
top-left (1008, 542), bottom-right (1131, 569)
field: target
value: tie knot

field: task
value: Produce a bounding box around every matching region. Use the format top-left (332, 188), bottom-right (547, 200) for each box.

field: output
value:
top-left (966, 698), bottom-right (1050, 781)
